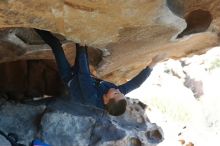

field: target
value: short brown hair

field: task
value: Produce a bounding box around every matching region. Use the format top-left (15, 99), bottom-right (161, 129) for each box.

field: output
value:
top-left (105, 99), bottom-right (127, 116)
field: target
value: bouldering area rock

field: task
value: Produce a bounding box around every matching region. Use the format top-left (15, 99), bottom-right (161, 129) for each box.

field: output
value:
top-left (0, 0), bottom-right (220, 146)
top-left (0, 0), bottom-right (220, 83)
top-left (0, 97), bottom-right (163, 146)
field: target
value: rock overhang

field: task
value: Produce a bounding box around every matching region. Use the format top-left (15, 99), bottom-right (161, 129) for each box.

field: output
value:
top-left (0, 0), bottom-right (220, 83)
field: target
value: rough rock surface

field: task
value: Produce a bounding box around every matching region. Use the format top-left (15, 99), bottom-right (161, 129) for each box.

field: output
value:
top-left (0, 1), bottom-right (220, 145)
top-left (0, 0), bottom-right (220, 83)
top-left (0, 135), bottom-right (10, 146)
top-left (0, 97), bottom-right (163, 146)
top-left (0, 98), bottom-right (46, 145)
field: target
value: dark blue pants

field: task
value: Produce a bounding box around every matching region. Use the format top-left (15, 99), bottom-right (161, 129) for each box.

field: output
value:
top-left (52, 44), bottom-right (97, 103)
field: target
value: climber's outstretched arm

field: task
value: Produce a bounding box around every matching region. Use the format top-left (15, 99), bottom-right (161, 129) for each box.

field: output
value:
top-left (118, 53), bottom-right (167, 94)
top-left (35, 29), bottom-right (72, 83)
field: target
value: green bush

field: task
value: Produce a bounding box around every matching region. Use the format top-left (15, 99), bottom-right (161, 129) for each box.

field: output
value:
top-left (208, 59), bottom-right (220, 71)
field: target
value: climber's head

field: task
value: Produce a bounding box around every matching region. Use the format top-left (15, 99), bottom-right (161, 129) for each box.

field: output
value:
top-left (103, 88), bottom-right (127, 116)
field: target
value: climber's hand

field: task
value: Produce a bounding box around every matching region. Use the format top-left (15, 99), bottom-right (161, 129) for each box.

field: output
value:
top-left (34, 28), bottom-right (61, 46)
top-left (149, 53), bottom-right (167, 68)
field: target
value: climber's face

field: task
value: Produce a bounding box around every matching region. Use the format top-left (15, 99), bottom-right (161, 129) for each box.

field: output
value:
top-left (103, 88), bottom-right (125, 104)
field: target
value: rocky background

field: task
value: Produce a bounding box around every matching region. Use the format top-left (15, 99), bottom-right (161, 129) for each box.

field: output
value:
top-left (0, 0), bottom-right (220, 146)
top-left (0, 96), bottom-right (163, 146)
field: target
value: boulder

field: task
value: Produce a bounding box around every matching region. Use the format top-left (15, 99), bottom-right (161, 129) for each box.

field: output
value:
top-left (0, 0), bottom-right (219, 83)
top-left (0, 97), bottom-right (163, 146)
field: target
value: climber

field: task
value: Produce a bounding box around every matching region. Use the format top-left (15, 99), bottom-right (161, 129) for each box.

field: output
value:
top-left (35, 29), bottom-right (165, 116)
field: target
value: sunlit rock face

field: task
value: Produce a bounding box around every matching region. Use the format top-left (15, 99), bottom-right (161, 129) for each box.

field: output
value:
top-left (0, 0), bottom-right (220, 82)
